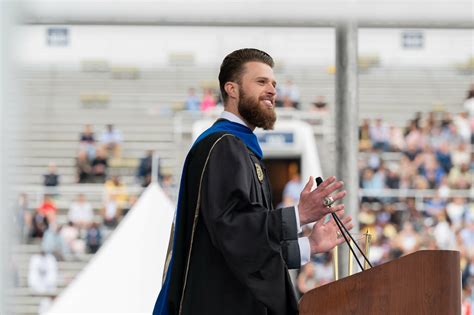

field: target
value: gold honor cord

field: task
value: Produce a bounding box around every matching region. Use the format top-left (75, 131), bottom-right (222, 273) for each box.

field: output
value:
top-left (178, 134), bottom-right (234, 315)
top-left (162, 224), bottom-right (175, 284)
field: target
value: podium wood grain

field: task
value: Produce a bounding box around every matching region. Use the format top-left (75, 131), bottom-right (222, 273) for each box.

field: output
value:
top-left (299, 250), bottom-right (460, 315)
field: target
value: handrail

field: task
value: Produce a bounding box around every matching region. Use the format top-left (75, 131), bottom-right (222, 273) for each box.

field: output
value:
top-left (359, 188), bottom-right (472, 212)
top-left (12, 185), bottom-right (146, 207)
top-left (359, 188), bottom-right (472, 198)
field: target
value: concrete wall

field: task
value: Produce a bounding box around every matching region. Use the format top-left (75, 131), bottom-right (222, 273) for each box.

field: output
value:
top-left (16, 26), bottom-right (473, 67)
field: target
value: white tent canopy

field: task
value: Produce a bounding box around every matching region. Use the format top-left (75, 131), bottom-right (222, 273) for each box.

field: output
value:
top-left (47, 183), bottom-right (175, 314)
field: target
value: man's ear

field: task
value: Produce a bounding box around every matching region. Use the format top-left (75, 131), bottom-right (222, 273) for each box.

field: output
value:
top-left (224, 82), bottom-right (238, 100)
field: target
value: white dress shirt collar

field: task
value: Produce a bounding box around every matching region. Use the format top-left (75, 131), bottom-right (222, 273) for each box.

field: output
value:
top-left (220, 111), bottom-right (248, 128)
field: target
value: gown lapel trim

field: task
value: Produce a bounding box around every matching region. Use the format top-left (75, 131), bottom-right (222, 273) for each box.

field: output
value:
top-left (178, 133), bottom-right (234, 315)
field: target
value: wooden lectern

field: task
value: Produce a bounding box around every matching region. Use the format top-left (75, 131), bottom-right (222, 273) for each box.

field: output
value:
top-left (300, 250), bottom-right (460, 315)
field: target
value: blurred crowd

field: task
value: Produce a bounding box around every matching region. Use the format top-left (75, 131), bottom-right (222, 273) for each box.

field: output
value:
top-left (76, 124), bottom-right (122, 183)
top-left (356, 107), bottom-right (473, 311)
top-left (183, 81), bottom-right (328, 113)
top-left (13, 121), bottom-right (179, 299)
top-left (13, 182), bottom-right (138, 295)
top-left (11, 82), bottom-right (473, 312)
top-left (282, 85), bottom-right (474, 311)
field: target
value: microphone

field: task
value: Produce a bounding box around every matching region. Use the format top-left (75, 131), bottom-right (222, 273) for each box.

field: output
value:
top-left (316, 177), bottom-right (372, 271)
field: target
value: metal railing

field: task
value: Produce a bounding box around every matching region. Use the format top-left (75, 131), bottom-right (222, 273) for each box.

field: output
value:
top-left (359, 188), bottom-right (473, 212)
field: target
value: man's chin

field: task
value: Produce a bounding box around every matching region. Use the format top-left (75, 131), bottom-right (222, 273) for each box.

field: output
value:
top-left (257, 115), bottom-right (276, 130)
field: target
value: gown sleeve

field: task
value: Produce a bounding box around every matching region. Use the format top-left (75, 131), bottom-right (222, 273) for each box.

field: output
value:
top-left (199, 135), bottom-right (299, 312)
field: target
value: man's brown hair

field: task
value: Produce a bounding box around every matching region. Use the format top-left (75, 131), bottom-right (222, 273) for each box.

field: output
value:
top-left (218, 48), bottom-right (274, 102)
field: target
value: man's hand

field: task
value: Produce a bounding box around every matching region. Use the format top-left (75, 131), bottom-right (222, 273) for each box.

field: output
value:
top-left (297, 176), bottom-right (346, 226)
top-left (308, 211), bottom-right (353, 255)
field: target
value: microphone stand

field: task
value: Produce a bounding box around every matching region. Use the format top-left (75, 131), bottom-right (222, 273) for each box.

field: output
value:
top-left (316, 177), bottom-right (373, 272)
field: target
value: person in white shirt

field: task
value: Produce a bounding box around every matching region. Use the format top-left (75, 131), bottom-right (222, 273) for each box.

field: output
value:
top-left (100, 124), bottom-right (123, 158)
top-left (68, 194), bottom-right (94, 229)
top-left (28, 251), bottom-right (58, 294)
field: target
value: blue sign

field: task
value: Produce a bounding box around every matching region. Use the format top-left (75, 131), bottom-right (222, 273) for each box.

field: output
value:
top-left (47, 27), bottom-right (69, 47)
top-left (257, 132), bottom-right (294, 145)
top-left (401, 30), bottom-right (424, 49)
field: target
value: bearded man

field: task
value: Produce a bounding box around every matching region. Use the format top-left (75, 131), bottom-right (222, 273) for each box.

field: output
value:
top-left (153, 48), bottom-right (352, 315)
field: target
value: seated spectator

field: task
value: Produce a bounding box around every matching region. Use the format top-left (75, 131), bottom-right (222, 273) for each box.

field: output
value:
top-left (310, 96), bottom-right (328, 112)
top-left (432, 213), bottom-right (456, 250)
top-left (122, 194), bottom-right (138, 217)
top-left (184, 87), bottom-right (200, 111)
top-left (367, 236), bottom-right (390, 265)
top-left (68, 194), bottom-right (94, 229)
top-left (452, 142), bottom-right (470, 167)
top-left (296, 262), bottom-right (317, 295)
top-left (313, 253), bottom-right (334, 286)
top-left (423, 193), bottom-right (447, 217)
top-left (100, 124), bottom-right (123, 158)
top-left (200, 88), bottom-right (216, 112)
top-left (446, 197), bottom-right (468, 228)
top-left (30, 209), bottom-right (48, 239)
top-left (405, 119), bottom-right (427, 150)
top-left (463, 84), bottom-right (474, 117)
top-left (105, 176), bottom-right (128, 208)
top-left (37, 195), bottom-right (57, 224)
top-left (437, 176), bottom-right (451, 200)
top-left (282, 165), bottom-right (303, 203)
top-left (367, 148), bottom-right (382, 170)
top-left (43, 162), bottom-right (59, 187)
top-left (399, 156), bottom-right (417, 181)
top-left (79, 124), bottom-right (96, 160)
top-left (101, 194), bottom-right (121, 228)
top-left (86, 222), bottom-right (102, 254)
top-left (41, 224), bottom-right (70, 261)
top-left (412, 175), bottom-right (430, 190)
top-left (28, 251), bottom-right (58, 294)
top-left (358, 119), bottom-right (372, 151)
top-left (279, 79), bottom-right (300, 109)
top-left (369, 118), bottom-right (390, 151)
top-left (91, 146), bottom-right (108, 183)
top-left (427, 124), bottom-right (443, 150)
top-left (76, 150), bottom-right (93, 183)
top-left (412, 111), bottom-right (422, 129)
top-left (402, 142), bottom-right (421, 162)
top-left (60, 221), bottom-right (86, 256)
top-left (453, 112), bottom-right (471, 143)
top-left (424, 111), bottom-right (437, 130)
top-left (384, 165), bottom-right (400, 191)
top-left (389, 125), bottom-right (405, 152)
top-left (137, 151), bottom-right (152, 186)
top-left (360, 167), bottom-right (385, 191)
top-left (440, 121), bottom-right (463, 146)
top-left (281, 96), bottom-right (297, 110)
top-left (435, 142), bottom-right (453, 174)
top-left (392, 222), bottom-right (421, 255)
top-left (162, 172), bottom-right (176, 198)
top-left (448, 163), bottom-right (471, 189)
top-left (360, 167), bottom-right (384, 203)
top-left (418, 155), bottom-right (445, 189)
top-left (15, 193), bottom-right (32, 242)
top-left (462, 251), bottom-right (474, 312)
top-left (460, 219), bottom-right (474, 251)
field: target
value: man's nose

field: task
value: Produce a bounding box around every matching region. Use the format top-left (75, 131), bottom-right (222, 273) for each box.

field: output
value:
top-left (266, 84), bottom-right (276, 95)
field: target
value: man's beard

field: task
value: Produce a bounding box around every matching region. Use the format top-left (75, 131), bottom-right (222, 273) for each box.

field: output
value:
top-left (238, 89), bottom-right (276, 130)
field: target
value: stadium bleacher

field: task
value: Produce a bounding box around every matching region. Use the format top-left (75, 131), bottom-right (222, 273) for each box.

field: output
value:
top-left (7, 63), bottom-right (471, 314)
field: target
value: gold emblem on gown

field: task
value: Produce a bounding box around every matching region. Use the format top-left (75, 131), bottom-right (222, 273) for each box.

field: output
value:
top-left (255, 163), bottom-right (264, 183)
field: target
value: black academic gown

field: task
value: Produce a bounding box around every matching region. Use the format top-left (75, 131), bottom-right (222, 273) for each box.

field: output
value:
top-left (166, 131), bottom-right (300, 315)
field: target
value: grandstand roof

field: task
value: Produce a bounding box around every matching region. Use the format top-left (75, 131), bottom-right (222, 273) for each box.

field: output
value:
top-left (21, 0), bottom-right (474, 28)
